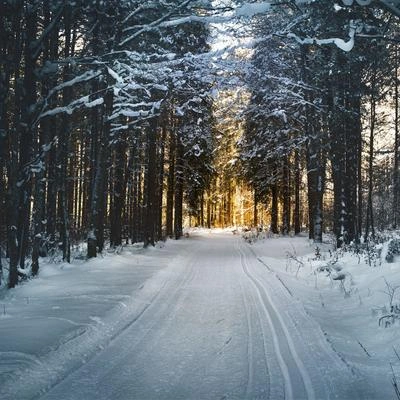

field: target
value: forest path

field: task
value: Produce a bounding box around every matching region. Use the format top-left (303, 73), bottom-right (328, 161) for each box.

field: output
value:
top-left (5, 232), bottom-right (378, 400)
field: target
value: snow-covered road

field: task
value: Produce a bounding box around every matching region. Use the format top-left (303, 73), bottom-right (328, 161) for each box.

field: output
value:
top-left (30, 233), bottom-right (375, 400)
top-left (1, 232), bottom-right (384, 399)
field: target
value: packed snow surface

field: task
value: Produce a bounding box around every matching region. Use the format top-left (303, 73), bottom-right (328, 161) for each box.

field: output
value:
top-left (1, 231), bottom-right (399, 399)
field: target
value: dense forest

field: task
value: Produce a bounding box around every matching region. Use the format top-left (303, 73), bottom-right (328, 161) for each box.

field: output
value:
top-left (1, 0), bottom-right (400, 288)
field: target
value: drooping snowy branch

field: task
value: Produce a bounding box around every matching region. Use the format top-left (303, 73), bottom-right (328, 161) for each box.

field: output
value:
top-left (40, 95), bottom-right (104, 119)
top-left (287, 21), bottom-right (360, 52)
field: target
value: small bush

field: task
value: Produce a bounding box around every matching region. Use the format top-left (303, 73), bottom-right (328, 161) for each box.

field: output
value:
top-left (386, 239), bottom-right (400, 263)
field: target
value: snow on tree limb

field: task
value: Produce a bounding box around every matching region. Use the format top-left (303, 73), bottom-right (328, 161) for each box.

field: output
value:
top-left (49, 71), bottom-right (101, 97)
top-left (119, 0), bottom-right (193, 47)
top-left (287, 22), bottom-right (359, 52)
top-left (40, 95), bottom-right (104, 119)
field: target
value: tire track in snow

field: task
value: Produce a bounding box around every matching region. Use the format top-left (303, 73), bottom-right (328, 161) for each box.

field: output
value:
top-left (40, 237), bottom-right (258, 400)
top-left (244, 241), bottom-right (377, 400)
top-left (236, 240), bottom-right (275, 400)
top-left (238, 275), bottom-right (256, 399)
top-left (1, 252), bottom-right (199, 400)
top-left (248, 245), bottom-right (367, 398)
top-left (237, 239), bottom-right (316, 400)
top-left (237, 242), bottom-right (293, 399)
top-left (40, 258), bottom-right (199, 400)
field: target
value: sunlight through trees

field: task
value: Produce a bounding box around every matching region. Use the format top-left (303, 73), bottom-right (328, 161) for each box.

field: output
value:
top-left (0, 0), bottom-right (399, 286)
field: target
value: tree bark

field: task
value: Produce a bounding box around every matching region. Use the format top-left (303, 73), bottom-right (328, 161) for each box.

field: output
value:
top-left (281, 156), bottom-right (291, 235)
top-left (166, 130), bottom-right (176, 238)
top-left (174, 136), bottom-right (184, 239)
top-left (144, 120), bottom-right (158, 248)
top-left (110, 138), bottom-right (127, 247)
top-left (393, 46), bottom-right (399, 228)
top-left (17, 1), bottom-right (37, 270)
top-left (157, 125), bottom-right (166, 240)
top-left (88, 87), bottom-right (113, 257)
top-left (294, 150), bottom-right (301, 235)
top-left (270, 183), bottom-right (278, 234)
top-left (365, 77), bottom-right (376, 240)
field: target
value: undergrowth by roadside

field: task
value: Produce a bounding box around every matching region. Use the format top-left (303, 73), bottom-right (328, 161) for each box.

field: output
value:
top-left (242, 228), bottom-right (400, 328)
top-left (242, 228), bottom-right (400, 399)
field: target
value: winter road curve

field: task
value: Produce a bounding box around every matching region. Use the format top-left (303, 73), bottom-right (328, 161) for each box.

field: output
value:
top-left (19, 232), bottom-right (378, 399)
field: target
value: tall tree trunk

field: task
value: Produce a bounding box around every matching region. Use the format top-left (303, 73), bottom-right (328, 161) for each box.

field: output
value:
top-left (143, 120), bottom-right (158, 248)
top-left (270, 183), bottom-right (278, 234)
top-left (200, 192), bottom-right (204, 227)
top-left (110, 138), bottom-right (127, 247)
top-left (157, 125), bottom-right (166, 240)
top-left (131, 135), bottom-right (141, 243)
top-left (206, 191), bottom-right (211, 228)
top-left (88, 87), bottom-right (113, 257)
top-left (307, 124), bottom-right (325, 243)
top-left (0, 4), bottom-right (12, 282)
top-left (6, 1), bottom-right (23, 287)
top-left (174, 136), bottom-right (184, 239)
top-left (357, 116), bottom-right (363, 239)
top-left (45, 5), bottom-right (60, 249)
top-left (58, 5), bottom-right (76, 263)
top-left (365, 82), bottom-right (376, 239)
top-left (166, 130), bottom-right (175, 238)
top-left (253, 190), bottom-right (258, 227)
top-left (393, 45), bottom-right (399, 228)
top-left (329, 51), bottom-right (349, 247)
top-left (32, 0), bottom-right (60, 273)
top-left (17, 1), bottom-right (38, 270)
top-left (302, 45), bottom-right (324, 241)
top-left (281, 156), bottom-right (291, 235)
top-left (294, 149), bottom-right (301, 235)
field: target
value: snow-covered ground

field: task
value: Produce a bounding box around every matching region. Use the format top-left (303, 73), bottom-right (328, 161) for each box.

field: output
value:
top-left (0, 230), bottom-right (399, 399)
top-left (251, 233), bottom-right (400, 400)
